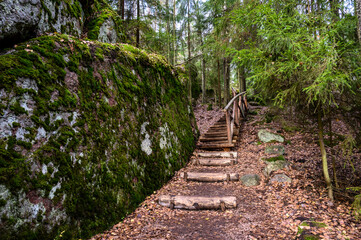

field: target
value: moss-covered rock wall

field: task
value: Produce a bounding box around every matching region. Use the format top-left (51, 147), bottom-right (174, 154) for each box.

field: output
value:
top-left (0, 0), bottom-right (125, 48)
top-left (0, 33), bottom-right (198, 239)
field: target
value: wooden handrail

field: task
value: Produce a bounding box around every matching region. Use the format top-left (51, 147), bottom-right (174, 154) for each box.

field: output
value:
top-left (224, 91), bottom-right (246, 110)
top-left (223, 91), bottom-right (247, 144)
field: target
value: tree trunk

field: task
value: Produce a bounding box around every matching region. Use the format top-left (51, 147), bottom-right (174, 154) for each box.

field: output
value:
top-left (217, 58), bottom-right (222, 107)
top-left (201, 56), bottom-right (206, 104)
top-left (239, 65), bottom-right (246, 92)
top-left (118, 0), bottom-right (125, 20)
top-left (136, 0), bottom-right (140, 47)
top-left (166, 0), bottom-right (170, 62)
top-left (187, 0), bottom-right (192, 103)
top-left (329, 0), bottom-right (339, 22)
top-left (317, 111), bottom-right (334, 200)
top-left (198, 31), bottom-right (206, 104)
top-left (158, 195), bottom-right (237, 210)
top-left (173, 0), bottom-right (177, 64)
top-left (328, 117), bottom-right (339, 188)
top-left (355, 0), bottom-right (361, 46)
top-left (223, 58), bottom-right (227, 106)
top-left (223, 58), bottom-right (230, 106)
top-left (179, 172), bottom-right (239, 182)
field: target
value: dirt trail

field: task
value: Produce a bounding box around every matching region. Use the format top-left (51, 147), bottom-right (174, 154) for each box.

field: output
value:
top-left (91, 106), bottom-right (361, 240)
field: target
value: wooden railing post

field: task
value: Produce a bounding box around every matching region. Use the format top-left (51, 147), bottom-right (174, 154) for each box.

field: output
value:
top-left (223, 91), bottom-right (247, 145)
top-left (225, 110), bottom-right (232, 144)
top-left (233, 100), bottom-right (237, 126)
top-left (238, 96), bottom-right (243, 118)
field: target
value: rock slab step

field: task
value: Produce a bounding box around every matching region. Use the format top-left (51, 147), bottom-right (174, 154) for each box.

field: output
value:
top-left (158, 195), bottom-right (237, 210)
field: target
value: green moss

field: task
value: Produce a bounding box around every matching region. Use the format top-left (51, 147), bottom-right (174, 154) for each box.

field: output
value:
top-left (86, 0), bottom-right (125, 42)
top-left (12, 122), bottom-right (21, 128)
top-left (9, 101), bottom-right (27, 115)
top-left (264, 155), bottom-right (285, 162)
top-left (303, 235), bottom-right (320, 240)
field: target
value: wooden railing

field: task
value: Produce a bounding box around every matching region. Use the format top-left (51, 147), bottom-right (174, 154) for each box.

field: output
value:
top-left (224, 89), bottom-right (248, 144)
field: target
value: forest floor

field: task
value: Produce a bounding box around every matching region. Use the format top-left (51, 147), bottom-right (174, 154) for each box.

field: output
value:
top-left (91, 104), bottom-right (361, 240)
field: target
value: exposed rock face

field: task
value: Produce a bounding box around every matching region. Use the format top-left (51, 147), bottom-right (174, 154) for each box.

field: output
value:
top-left (98, 18), bottom-right (117, 43)
top-left (258, 129), bottom-right (284, 143)
top-left (0, 34), bottom-right (197, 239)
top-left (240, 174), bottom-right (261, 186)
top-left (0, 0), bottom-right (84, 47)
top-left (86, 6), bottom-right (125, 44)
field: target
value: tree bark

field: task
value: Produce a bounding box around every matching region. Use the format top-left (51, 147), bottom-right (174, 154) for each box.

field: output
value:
top-left (187, 0), bottom-right (192, 103)
top-left (355, 0), bottom-right (361, 46)
top-left (166, 0), bottom-right (171, 62)
top-left (197, 151), bottom-right (237, 158)
top-left (173, 0), bottom-right (177, 64)
top-left (192, 158), bottom-right (237, 166)
top-left (180, 172), bottom-right (239, 182)
top-left (239, 65), bottom-right (246, 92)
top-left (329, 0), bottom-right (339, 22)
top-left (118, 0), bottom-right (125, 20)
top-left (318, 111), bottom-right (334, 200)
top-left (199, 31), bottom-right (206, 104)
top-left (201, 55), bottom-right (206, 103)
top-left (136, 0), bottom-right (140, 47)
top-left (223, 58), bottom-right (227, 106)
top-left (217, 58), bottom-right (222, 107)
top-left (328, 117), bottom-right (339, 188)
top-left (223, 58), bottom-right (230, 106)
top-left (158, 195), bottom-right (237, 210)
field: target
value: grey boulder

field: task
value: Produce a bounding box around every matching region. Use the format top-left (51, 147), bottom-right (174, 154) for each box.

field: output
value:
top-left (263, 160), bottom-right (289, 177)
top-left (270, 174), bottom-right (292, 183)
top-left (240, 174), bottom-right (261, 186)
top-left (258, 129), bottom-right (284, 143)
top-left (265, 145), bottom-right (285, 155)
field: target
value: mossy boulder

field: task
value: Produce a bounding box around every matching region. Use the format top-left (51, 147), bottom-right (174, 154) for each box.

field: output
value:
top-left (0, 0), bottom-right (125, 48)
top-left (240, 174), bottom-right (261, 186)
top-left (262, 160), bottom-right (289, 177)
top-left (258, 129), bottom-right (284, 143)
top-left (265, 145), bottom-right (285, 155)
top-left (297, 221), bottom-right (326, 240)
top-left (270, 173), bottom-right (292, 183)
top-left (0, 34), bottom-right (198, 239)
top-left (0, 0), bottom-right (84, 48)
top-left (86, 1), bottom-right (126, 43)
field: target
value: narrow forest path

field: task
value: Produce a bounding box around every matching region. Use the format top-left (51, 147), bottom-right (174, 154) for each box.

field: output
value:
top-left (91, 105), bottom-right (360, 240)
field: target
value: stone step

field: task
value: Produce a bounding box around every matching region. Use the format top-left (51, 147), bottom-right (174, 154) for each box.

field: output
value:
top-left (192, 158), bottom-right (237, 166)
top-left (180, 172), bottom-right (239, 182)
top-left (158, 195), bottom-right (237, 211)
top-left (195, 151), bottom-right (238, 158)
